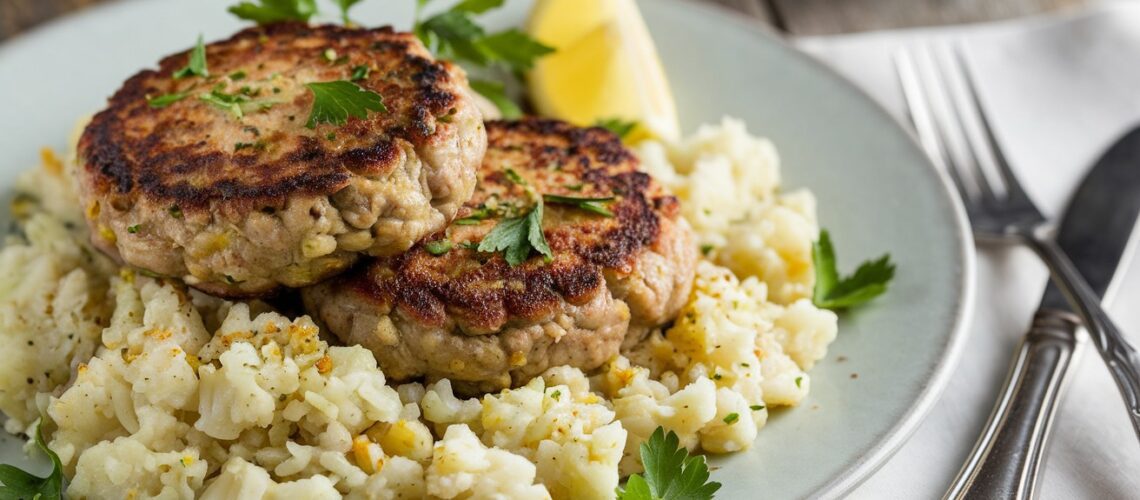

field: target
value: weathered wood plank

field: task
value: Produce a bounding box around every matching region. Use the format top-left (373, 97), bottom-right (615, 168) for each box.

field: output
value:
top-left (0, 0), bottom-right (1089, 42)
top-left (771, 0), bottom-right (1086, 36)
top-left (0, 0), bottom-right (112, 41)
top-left (0, 0), bottom-right (779, 42)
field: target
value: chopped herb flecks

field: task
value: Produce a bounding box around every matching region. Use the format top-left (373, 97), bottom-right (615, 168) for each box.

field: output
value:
top-left (147, 92), bottom-right (189, 108)
top-left (425, 239), bottom-right (453, 256)
top-left (174, 34), bottom-right (209, 79)
top-left (350, 65), bottom-right (371, 81)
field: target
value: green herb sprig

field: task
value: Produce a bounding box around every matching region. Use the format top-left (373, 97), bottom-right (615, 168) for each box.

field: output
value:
top-left (174, 34), bottom-right (209, 79)
top-left (304, 80), bottom-right (386, 128)
top-left (616, 427), bottom-right (721, 500)
top-left (477, 196), bottom-right (552, 266)
top-left (812, 229), bottom-right (895, 309)
top-left (229, 0), bottom-right (317, 24)
top-left (542, 194), bottom-right (615, 217)
top-left (0, 420), bottom-right (64, 500)
top-left (414, 0), bottom-right (553, 117)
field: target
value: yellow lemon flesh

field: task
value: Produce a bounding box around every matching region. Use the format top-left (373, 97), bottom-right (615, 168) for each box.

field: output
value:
top-left (527, 0), bottom-right (680, 141)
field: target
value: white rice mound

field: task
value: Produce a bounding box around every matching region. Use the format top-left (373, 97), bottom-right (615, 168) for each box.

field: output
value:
top-left (0, 117), bottom-right (840, 499)
top-left (637, 117), bottom-right (820, 304)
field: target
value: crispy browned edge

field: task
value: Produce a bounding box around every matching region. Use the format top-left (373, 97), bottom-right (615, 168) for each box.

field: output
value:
top-left (78, 23), bottom-right (464, 211)
top-left (334, 119), bottom-right (683, 331)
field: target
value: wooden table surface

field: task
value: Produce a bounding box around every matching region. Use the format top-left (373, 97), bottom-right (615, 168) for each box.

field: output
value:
top-left (0, 0), bottom-right (1085, 41)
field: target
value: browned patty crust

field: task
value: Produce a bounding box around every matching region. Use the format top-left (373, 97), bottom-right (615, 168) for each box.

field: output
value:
top-left (303, 119), bottom-right (698, 392)
top-left (77, 23), bottom-right (485, 297)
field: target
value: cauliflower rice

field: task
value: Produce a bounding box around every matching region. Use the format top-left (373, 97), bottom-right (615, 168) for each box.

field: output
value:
top-left (0, 118), bottom-right (837, 499)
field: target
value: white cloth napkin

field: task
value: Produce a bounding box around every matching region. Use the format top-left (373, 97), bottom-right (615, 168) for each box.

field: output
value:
top-left (796, 3), bottom-right (1140, 498)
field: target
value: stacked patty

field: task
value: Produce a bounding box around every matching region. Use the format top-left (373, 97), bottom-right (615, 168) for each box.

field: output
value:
top-left (78, 26), bottom-right (697, 392)
top-left (303, 120), bottom-right (697, 392)
top-left (77, 23), bottom-right (485, 297)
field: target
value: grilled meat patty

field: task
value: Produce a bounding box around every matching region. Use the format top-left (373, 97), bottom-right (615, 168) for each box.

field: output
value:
top-left (303, 119), bottom-right (697, 393)
top-left (77, 23), bottom-right (486, 297)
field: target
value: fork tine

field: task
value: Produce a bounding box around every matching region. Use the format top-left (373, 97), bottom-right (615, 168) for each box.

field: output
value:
top-left (896, 49), bottom-right (945, 170)
top-left (896, 48), bottom-right (974, 206)
top-left (897, 44), bottom-right (983, 204)
top-left (926, 43), bottom-right (1007, 205)
top-left (951, 46), bottom-right (1034, 205)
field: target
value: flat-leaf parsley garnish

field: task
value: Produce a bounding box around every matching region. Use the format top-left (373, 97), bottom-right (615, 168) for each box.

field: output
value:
top-left (228, 0), bottom-right (317, 24)
top-left (616, 427), bottom-right (721, 500)
top-left (413, 0), bottom-right (553, 116)
top-left (468, 80), bottom-right (521, 119)
top-left (812, 229), bottom-right (896, 310)
top-left (173, 34), bottom-right (208, 79)
top-left (0, 419), bottom-right (64, 500)
top-left (477, 196), bottom-right (552, 266)
top-left (542, 194), bottom-right (615, 217)
top-left (304, 80), bottom-right (386, 129)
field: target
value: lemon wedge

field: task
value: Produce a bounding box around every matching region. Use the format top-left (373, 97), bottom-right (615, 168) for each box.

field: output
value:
top-left (527, 0), bottom-right (680, 141)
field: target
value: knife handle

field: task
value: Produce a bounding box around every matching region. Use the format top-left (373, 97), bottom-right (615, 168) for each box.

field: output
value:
top-left (1029, 236), bottom-right (1140, 440)
top-left (945, 309), bottom-right (1081, 500)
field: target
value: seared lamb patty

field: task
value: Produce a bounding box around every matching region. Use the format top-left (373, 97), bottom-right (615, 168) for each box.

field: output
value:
top-left (303, 119), bottom-right (697, 393)
top-left (77, 23), bottom-right (485, 297)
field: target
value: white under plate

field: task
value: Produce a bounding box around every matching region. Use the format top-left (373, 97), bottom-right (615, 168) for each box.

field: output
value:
top-left (0, 0), bottom-right (975, 497)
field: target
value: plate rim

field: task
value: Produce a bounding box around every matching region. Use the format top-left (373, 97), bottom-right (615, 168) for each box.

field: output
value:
top-left (0, 0), bottom-right (978, 497)
top-left (653, 0), bottom-right (977, 496)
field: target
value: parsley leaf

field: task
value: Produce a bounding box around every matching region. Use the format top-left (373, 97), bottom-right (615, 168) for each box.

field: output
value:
top-left (542, 194), bottom-right (615, 217)
top-left (617, 427), bottom-right (721, 500)
top-left (173, 34), bottom-right (208, 79)
top-left (0, 420), bottom-right (64, 499)
top-left (228, 0), bottom-right (317, 24)
top-left (595, 118), bottom-right (638, 139)
top-left (147, 92), bottom-right (189, 108)
top-left (469, 79), bottom-right (521, 119)
top-left (334, 0), bottom-right (364, 23)
top-left (475, 29), bottom-right (555, 70)
top-left (812, 229), bottom-right (896, 310)
top-left (418, 11), bottom-right (487, 63)
top-left (413, 0), bottom-right (552, 117)
top-left (477, 198), bottom-right (552, 266)
top-left (304, 80), bottom-right (386, 129)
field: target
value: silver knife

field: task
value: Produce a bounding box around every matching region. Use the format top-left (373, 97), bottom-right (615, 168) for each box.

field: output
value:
top-left (945, 126), bottom-right (1140, 499)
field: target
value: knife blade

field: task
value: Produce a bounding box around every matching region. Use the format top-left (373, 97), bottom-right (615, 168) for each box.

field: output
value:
top-left (1042, 125), bottom-right (1140, 309)
top-left (947, 126), bottom-right (1140, 500)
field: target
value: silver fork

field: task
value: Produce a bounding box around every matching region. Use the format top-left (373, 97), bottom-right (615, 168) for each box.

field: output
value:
top-left (897, 42), bottom-right (1140, 492)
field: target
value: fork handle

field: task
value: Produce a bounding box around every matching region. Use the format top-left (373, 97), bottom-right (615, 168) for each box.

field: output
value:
top-left (1028, 236), bottom-right (1140, 440)
top-left (945, 309), bottom-right (1081, 500)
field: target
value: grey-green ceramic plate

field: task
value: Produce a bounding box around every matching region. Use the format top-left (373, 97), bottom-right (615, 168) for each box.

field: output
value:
top-left (0, 0), bottom-right (975, 497)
